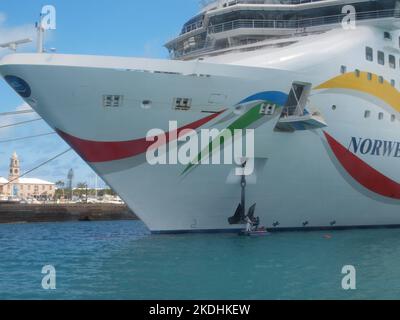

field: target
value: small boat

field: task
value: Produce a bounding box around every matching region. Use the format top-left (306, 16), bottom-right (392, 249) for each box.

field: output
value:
top-left (239, 227), bottom-right (269, 237)
top-left (78, 216), bottom-right (92, 222)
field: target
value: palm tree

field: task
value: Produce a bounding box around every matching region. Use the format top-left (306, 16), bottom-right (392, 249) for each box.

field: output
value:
top-left (76, 182), bottom-right (88, 202)
top-left (55, 180), bottom-right (65, 199)
top-left (76, 182), bottom-right (88, 189)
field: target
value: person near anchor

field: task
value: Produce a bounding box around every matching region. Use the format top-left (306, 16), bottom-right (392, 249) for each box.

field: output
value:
top-left (253, 216), bottom-right (260, 231)
top-left (245, 216), bottom-right (253, 232)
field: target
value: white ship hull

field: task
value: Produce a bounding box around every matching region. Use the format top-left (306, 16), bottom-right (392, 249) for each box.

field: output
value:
top-left (2, 27), bottom-right (400, 233)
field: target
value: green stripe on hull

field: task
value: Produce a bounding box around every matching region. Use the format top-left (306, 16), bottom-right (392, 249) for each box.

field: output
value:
top-left (182, 103), bottom-right (266, 175)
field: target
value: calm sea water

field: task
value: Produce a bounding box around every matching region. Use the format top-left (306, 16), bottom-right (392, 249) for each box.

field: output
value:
top-left (1, 220), bottom-right (400, 300)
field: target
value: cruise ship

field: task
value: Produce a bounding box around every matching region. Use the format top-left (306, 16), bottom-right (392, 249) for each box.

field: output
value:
top-left (1, 0), bottom-right (400, 233)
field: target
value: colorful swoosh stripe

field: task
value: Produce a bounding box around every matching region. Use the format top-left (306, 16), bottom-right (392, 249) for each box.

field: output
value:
top-left (315, 71), bottom-right (400, 113)
top-left (182, 91), bottom-right (288, 175)
top-left (182, 103), bottom-right (265, 175)
top-left (57, 111), bottom-right (225, 163)
top-left (324, 131), bottom-right (400, 199)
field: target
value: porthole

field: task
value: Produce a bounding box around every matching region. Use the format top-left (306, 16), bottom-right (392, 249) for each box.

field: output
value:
top-left (364, 110), bottom-right (371, 118)
top-left (332, 105), bottom-right (337, 111)
top-left (141, 100), bottom-right (152, 109)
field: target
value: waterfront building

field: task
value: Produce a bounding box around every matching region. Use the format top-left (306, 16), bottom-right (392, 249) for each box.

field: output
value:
top-left (0, 152), bottom-right (55, 199)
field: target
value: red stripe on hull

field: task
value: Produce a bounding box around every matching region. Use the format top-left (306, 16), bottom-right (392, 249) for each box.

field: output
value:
top-left (57, 111), bottom-right (224, 163)
top-left (324, 131), bottom-right (400, 199)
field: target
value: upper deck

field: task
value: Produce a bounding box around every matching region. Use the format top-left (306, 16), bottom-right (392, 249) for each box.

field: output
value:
top-left (165, 0), bottom-right (400, 60)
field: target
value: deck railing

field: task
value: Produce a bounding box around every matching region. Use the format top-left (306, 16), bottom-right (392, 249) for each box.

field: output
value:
top-left (208, 8), bottom-right (400, 34)
top-left (201, 0), bottom-right (328, 8)
top-left (170, 8), bottom-right (400, 58)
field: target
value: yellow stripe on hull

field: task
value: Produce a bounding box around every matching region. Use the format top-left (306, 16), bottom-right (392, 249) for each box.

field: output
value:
top-left (315, 72), bottom-right (400, 113)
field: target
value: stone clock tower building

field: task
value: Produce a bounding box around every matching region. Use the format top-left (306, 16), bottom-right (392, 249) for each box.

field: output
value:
top-left (8, 152), bottom-right (20, 182)
top-left (0, 152), bottom-right (55, 200)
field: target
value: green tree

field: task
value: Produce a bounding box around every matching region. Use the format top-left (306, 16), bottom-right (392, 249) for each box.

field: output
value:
top-left (75, 182), bottom-right (88, 202)
top-left (55, 180), bottom-right (65, 199)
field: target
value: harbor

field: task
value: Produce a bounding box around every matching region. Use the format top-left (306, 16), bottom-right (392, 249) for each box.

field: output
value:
top-left (0, 151), bottom-right (137, 224)
top-left (0, 203), bottom-right (138, 224)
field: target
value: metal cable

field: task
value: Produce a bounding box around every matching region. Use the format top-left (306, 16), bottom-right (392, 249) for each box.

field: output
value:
top-left (0, 132), bottom-right (56, 144)
top-left (0, 110), bottom-right (36, 117)
top-left (0, 118), bottom-right (42, 129)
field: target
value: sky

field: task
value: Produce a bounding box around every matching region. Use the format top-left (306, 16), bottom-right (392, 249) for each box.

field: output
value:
top-left (0, 0), bottom-right (200, 187)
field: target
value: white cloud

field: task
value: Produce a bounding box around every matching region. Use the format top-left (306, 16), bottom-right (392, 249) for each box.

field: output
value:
top-left (0, 102), bottom-right (38, 135)
top-left (0, 12), bottom-right (6, 25)
top-left (0, 11), bottom-right (36, 56)
top-left (15, 102), bottom-right (33, 111)
top-left (143, 38), bottom-right (169, 59)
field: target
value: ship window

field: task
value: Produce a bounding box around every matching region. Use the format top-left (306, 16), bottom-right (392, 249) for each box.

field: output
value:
top-left (354, 69), bottom-right (360, 77)
top-left (384, 32), bottom-right (392, 40)
top-left (174, 97), bottom-right (192, 111)
top-left (366, 47), bottom-right (373, 61)
top-left (389, 55), bottom-right (396, 68)
top-left (379, 112), bottom-right (384, 120)
top-left (103, 95), bottom-right (123, 108)
top-left (379, 76), bottom-right (384, 84)
top-left (364, 110), bottom-right (371, 118)
top-left (340, 65), bottom-right (347, 74)
top-left (332, 105), bottom-right (337, 111)
top-left (391, 114), bottom-right (396, 122)
top-left (391, 79), bottom-right (396, 87)
top-left (378, 51), bottom-right (385, 65)
top-left (367, 73), bottom-right (372, 81)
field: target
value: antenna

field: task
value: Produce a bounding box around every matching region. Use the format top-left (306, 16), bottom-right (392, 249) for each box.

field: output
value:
top-left (0, 38), bottom-right (32, 52)
top-left (36, 6), bottom-right (57, 53)
top-left (0, 7), bottom-right (56, 54)
top-left (36, 19), bottom-right (45, 53)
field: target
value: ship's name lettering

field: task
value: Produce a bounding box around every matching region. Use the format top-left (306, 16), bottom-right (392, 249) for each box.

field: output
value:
top-left (349, 137), bottom-right (400, 157)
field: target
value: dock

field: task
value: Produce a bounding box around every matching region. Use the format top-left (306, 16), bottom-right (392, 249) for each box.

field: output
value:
top-left (0, 203), bottom-right (138, 224)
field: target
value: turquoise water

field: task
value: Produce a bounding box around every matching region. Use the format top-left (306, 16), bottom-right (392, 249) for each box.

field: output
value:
top-left (1, 220), bottom-right (400, 300)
